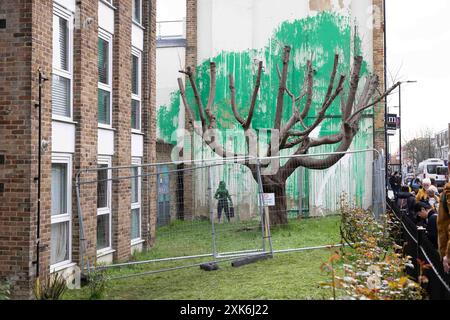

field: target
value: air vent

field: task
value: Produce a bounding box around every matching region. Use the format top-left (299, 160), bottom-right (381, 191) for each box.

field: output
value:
top-left (0, 155), bottom-right (4, 165)
top-left (0, 20), bottom-right (6, 29)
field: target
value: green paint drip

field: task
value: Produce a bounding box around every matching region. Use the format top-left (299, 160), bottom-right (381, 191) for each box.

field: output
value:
top-left (157, 91), bottom-right (180, 143)
top-left (157, 12), bottom-right (375, 206)
top-left (158, 12), bottom-right (370, 140)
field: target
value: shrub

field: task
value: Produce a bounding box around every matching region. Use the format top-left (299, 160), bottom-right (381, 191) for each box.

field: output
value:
top-left (0, 279), bottom-right (11, 300)
top-left (33, 273), bottom-right (68, 300)
top-left (87, 265), bottom-right (109, 300)
top-left (320, 197), bottom-right (424, 300)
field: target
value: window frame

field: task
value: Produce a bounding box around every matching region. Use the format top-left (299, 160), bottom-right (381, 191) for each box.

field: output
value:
top-left (52, 4), bottom-right (74, 122)
top-left (98, 29), bottom-right (113, 128)
top-left (132, 0), bottom-right (142, 25)
top-left (131, 158), bottom-right (142, 243)
top-left (131, 47), bottom-right (142, 132)
top-left (50, 154), bottom-right (73, 271)
top-left (97, 155), bottom-right (113, 255)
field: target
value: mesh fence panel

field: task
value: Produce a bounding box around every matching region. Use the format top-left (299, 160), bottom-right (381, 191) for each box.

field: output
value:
top-left (76, 149), bottom-right (384, 271)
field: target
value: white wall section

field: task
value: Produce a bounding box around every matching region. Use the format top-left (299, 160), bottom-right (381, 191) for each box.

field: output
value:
top-left (98, 129), bottom-right (115, 156)
top-left (52, 122), bottom-right (75, 154)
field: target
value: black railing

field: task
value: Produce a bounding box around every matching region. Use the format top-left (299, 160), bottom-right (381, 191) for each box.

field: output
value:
top-left (387, 198), bottom-right (450, 300)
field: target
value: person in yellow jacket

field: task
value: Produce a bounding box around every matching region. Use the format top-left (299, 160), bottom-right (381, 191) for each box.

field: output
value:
top-left (416, 178), bottom-right (431, 203)
top-left (438, 182), bottom-right (450, 273)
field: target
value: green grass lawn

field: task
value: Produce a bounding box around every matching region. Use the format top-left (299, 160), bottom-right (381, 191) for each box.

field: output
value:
top-left (64, 216), bottom-right (341, 300)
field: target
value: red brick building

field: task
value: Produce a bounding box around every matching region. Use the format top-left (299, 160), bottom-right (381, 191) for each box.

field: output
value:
top-left (0, 0), bottom-right (157, 299)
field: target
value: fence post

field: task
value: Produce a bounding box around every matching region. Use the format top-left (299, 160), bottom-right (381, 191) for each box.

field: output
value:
top-left (75, 172), bottom-right (86, 273)
top-left (255, 158), bottom-right (273, 255)
top-left (298, 167), bottom-right (303, 218)
top-left (417, 227), bottom-right (426, 279)
top-left (207, 165), bottom-right (217, 258)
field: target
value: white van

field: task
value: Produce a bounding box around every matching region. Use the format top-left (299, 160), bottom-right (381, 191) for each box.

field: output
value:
top-left (417, 159), bottom-right (447, 188)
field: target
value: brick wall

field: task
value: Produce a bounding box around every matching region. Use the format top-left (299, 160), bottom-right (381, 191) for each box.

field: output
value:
top-left (1, 0), bottom-right (158, 299)
top-left (142, 0), bottom-right (157, 247)
top-left (0, 0), bottom-right (34, 300)
top-left (0, 0), bottom-right (52, 299)
top-left (181, 0), bottom-right (197, 220)
top-left (111, 0), bottom-right (132, 263)
top-left (372, 0), bottom-right (387, 155)
top-left (72, 0), bottom-right (99, 268)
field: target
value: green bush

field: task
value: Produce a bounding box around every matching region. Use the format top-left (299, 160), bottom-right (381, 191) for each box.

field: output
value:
top-left (33, 273), bottom-right (68, 300)
top-left (320, 197), bottom-right (424, 300)
top-left (0, 279), bottom-right (11, 300)
top-left (87, 266), bottom-right (109, 300)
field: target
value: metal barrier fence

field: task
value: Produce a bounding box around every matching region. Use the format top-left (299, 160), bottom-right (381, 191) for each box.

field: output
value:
top-left (75, 156), bottom-right (273, 273)
top-left (75, 149), bottom-right (385, 275)
top-left (387, 198), bottom-right (450, 300)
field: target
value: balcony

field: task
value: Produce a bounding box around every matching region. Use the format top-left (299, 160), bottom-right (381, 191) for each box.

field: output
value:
top-left (156, 19), bottom-right (186, 48)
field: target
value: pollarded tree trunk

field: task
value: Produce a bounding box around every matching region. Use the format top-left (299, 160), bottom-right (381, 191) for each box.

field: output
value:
top-left (263, 176), bottom-right (288, 226)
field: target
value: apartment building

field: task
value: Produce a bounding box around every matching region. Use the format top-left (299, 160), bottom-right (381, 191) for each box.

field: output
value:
top-left (435, 128), bottom-right (449, 163)
top-left (0, 0), bottom-right (157, 299)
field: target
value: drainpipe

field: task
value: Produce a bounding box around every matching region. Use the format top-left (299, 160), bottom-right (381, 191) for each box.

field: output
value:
top-left (34, 69), bottom-right (48, 278)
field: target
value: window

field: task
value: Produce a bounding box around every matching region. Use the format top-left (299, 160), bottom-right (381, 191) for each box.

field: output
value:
top-left (97, 157), bottom-right (112, 252)
top-left (131, 158), bottom-right (141, 242)
top-left (98, 30), bottom-right (113, 126)
top-left (51, 155), bottom-right (72, 269)
top-left (52, 6), bottom-right (73, 119)
top-left (133, 0), bottom-right (142, 24)
top-left (131, 49), bottom-right (142, 131)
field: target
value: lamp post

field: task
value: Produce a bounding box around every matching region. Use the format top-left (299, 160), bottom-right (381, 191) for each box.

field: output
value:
top-left (391, 80), bottom-right (417, 182)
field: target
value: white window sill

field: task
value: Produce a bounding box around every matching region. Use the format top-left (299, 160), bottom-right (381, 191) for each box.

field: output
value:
top-left (99, 0), bottom-right (117, 10)
top-left (131, 239), bottom-right (145, 246)
top-left (52, 117), bottom-right (77, 125)
top-left (50, 262), bottom-right (76, 274)
top-left (97, 248), bottom-right (115, 258)
top-left (131, 130), bottom-right (144, 136)
top-left (133, 20), bottom-right (145, 30)
top-left (98, 125), bottom-right (116, 132)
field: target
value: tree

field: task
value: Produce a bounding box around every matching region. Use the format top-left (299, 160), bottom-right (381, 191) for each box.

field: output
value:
top-left (403, 128), bottom-right (436, 168)
top-left (178, 46), bottom-right (399, 225)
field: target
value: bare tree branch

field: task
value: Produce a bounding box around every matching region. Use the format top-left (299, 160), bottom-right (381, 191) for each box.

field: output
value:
top-left (300, 60), bottom-right (314, 120)
top-left (205, 62), bottom-right (217, 129)
top-left (274, 46), bottom-right (291, 130)
top-left (324, 54), bottom-right (339, 105)
top-left (343, 56), bottom-right (363, 120)
top-left (286, 75), bottom-right (346, 139)
top-left (347, 81), bottom-right (401, 123)
top-left (244, 61), bottom-right (263, 130)
top-left (180, 66), bottom-right (207, 129)
top-left (229, 74), bottom-right (246, 126)
top-left (178, 74), bottom-right (246, 160)
top-left (177, 78), bottom-right (204, 137)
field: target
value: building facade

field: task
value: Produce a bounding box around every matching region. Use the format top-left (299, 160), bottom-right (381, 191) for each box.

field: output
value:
top-left (0, 0), bottom-right (157, 299)
top-left (435, 127), bottom-right (449, 164)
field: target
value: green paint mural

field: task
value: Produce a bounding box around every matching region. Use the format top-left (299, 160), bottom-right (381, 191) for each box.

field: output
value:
top-left (157, 12), bottom-right (375, 214)
top-left (157, 12), bottom-right (370, 141)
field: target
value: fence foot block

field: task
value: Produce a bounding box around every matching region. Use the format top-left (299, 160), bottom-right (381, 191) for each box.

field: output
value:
top-left (231, 254), bottom-right (273, 268)
top-left (200, 262), bottom-right (219, 272)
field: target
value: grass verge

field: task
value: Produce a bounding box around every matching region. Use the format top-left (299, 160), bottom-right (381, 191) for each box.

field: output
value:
top-left (64, 215), bottom-right (341, 300)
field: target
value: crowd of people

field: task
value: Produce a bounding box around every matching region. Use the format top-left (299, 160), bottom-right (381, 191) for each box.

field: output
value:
top-left (392, 173), bottom-right (450, 274)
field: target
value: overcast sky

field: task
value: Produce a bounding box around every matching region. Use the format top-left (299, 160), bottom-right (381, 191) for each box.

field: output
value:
top-left (386, 0), bottom-right (450, 148)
